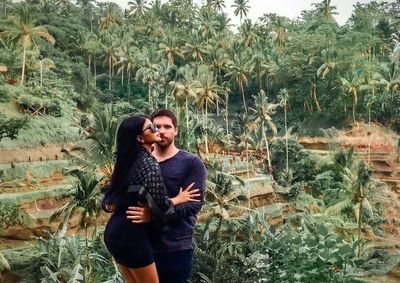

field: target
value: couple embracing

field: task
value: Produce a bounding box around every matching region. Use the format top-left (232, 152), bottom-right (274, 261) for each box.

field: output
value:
top-left (102, 109), bottom-right (207, 283)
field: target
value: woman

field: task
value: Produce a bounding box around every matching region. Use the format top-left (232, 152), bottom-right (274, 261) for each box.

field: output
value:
top-left (104, 115), bottom-right (199, 283)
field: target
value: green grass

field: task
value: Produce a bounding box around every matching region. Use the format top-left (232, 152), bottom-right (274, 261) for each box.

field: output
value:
top-left (0, 160), bottom-right (70, 181)
top-left (0, 184), bottom-right (73, 203)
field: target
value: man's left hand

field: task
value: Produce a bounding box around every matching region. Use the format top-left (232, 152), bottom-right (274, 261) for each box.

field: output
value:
top-left (126, 205), bottom-right (151, 223)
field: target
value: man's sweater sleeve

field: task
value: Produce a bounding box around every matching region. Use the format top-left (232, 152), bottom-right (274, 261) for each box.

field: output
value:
top-left (174, 156), bottom-right (207, 218)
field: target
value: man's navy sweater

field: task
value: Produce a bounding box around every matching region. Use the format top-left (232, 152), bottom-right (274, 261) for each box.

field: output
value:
top-left (149, 150), bottom-right (207, 253)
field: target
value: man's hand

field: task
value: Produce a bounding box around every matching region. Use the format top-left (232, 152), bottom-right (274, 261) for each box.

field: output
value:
top-left (126, 205), bottom-right (151, 223)
top-left (171, 182), bottom-right (201, 206)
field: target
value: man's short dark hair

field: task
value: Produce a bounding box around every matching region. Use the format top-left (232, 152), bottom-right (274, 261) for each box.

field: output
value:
top-left (151, 109), bottom-right (177, 128)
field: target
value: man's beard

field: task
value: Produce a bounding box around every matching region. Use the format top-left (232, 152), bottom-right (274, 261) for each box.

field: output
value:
top-left (157, 137), bottom-right (173, 148)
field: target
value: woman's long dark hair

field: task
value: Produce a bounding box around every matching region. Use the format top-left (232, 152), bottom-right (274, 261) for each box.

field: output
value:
top-left (108, 115), bottom-right (148, 195)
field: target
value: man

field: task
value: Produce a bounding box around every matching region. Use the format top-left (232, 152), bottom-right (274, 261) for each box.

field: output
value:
top-left (126, 109), bottom-right (207, 283)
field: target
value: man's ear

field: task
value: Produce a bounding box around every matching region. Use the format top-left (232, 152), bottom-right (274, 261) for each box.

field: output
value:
top-left (174, 126), bottom-right (179, 136)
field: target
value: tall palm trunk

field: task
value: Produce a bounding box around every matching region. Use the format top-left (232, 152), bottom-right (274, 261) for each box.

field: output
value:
top-left (240, 81), bottom-right (248, 114)
top-left (225, 94), bottom-right (229, 138)
top-left (121, 67), bottom-right (124, 86)
top-left (263, 123), bottom-right (272, 174)
top-left (94, 58), bottom-right (97, 88)
top-left (357, 187), bottom-right (364, 257)
top-left (246, 141), bottom-right (250, 210)
top-left (284, 102), bottom-right (288, 173)
top-left (108, 56), bottom-right (112, 91)
top-left (148, 83), bottom-right (152, 110)
top-left (185, 98), bottom-right (189, 130)
top-left (40, 60), bottom-right (43, 87)
top-left (205, 101), bottom-right (209, 154)
top-left (20, 46), bottom-right (27, 85)
top-left (352, 91), bottom-right (357, 123)
top-left (84, 220), bottom-right (91, 280)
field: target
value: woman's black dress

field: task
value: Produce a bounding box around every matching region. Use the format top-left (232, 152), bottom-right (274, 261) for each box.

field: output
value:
top-left (104, 149), bottom-right (174, 268)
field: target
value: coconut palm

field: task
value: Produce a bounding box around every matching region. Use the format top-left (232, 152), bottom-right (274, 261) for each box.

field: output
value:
top-left (99, 3), bottom-right (122, 31)
top-left (239, 19), bottom-right (260, 48)
top-left (340, 71), bottom-right (364, 123)
top-left (135, 54), bottom-right (161, 110)
top-left (210, 0), bottom-right (225, 12)
top-left (128, 0), bottom-right (149, 17)
top-left (50, 169), bottom-right (102, 277)
top-left (63, 104), bottom-right (118, 181)
top-left (226, 53), bottom-right (250, 114)
top-left (248, 51), bottom-right (270, 91)
top-left (193, 66), bottom-right (222, 154)
top-left (251, 90), bottom-right (278, 174)
top-left (324, 148), bottom-right (373, 255)
top-left (169, 65), bottom-right (197, 130)
top-left (201, 161), bottom-right (247, 243)
top-left (312, 0), bottom-right (338, 23)
top-left (157, 33), bottom-right (183, 66)
top-left (278, 88), bottom-right (290, 174)
top-left (182, 35), bottom-right (211, 63)
top-left (231, 0), bottom-right (250, 25)
top-left (99, 32), bottom-right (118, 91)
top-left (1, 3), bottom-right (55, 85)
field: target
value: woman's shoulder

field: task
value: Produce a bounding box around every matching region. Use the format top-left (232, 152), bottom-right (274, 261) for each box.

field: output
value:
top-left (137, 150), bottom-right (159, 172)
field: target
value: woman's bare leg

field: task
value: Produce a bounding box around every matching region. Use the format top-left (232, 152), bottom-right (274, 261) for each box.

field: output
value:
top-left (129, 262), bottom-right (159, 283)
top-left (118, 264), bottom-right (138, 283)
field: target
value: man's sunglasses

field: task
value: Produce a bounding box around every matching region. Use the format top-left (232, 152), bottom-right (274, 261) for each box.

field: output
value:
top-left (142, 123), bottom-right (158, 133)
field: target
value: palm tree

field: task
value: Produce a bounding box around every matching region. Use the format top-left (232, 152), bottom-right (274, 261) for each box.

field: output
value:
top-left (251, 90), bottom-right (278, 174)
top-left (278, 88), bottom-right (290, 174)
top-left (210, 0), bottom-right (225, 12)
top-left (182, 36), bottom-right (211, 63)
top-left (201, 162), bottom-right (247, 243)
top-left (248, 51), bottom-right (269, 91)
top-left (63, 104), bottom-right (118, 181)
top-left (340, 71), bottom-right (364, 123)
top-left (36, 56), bottom-right (55, 87)
top-left (50, 170), bottom-right (102, 277)
top-left (193, 67), bottom-right (222, 154)
top-left (169, 65), bottom-right (197, 130)
top-left (240, 19), bottom-right (260, 48)
top-left (128, 0), bottom-right (149, 17)
top-left (99, 3), bottom-right (122, 31)
top-left (312, 0), bottom-right (338, 23)
top-left (135, 55), bottom-right (161, 110)
top-left (157, 33), bottom-right (183, 66)
top-left (100, 33), bottom-right (118, 91)
top-left (231, 0), bottom-right (250, 25)
top-left (198, 12), bottom-right (219, 43)
top-left (1, 4), bottom-right (55, 85)
top-left (324, 148), bottom-right (373, 255)
top-left (226, 53), bottom-right (250, 114)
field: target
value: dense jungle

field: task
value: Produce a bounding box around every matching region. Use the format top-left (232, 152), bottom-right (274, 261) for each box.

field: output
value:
top-left (0, 0), bottom-right (400, 282)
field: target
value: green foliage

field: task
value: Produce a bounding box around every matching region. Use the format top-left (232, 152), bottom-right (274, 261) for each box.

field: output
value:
top-left (193, 214), bottom-right (363, 283)
top-left (17, 94), bottom-right (62, 117)
top-left (0, 113), bottom-right (28, 141)
top-left (0, 200), bottom-right (29, 229)
top-left (243, 220), bottom-right (363, 283)
top-left (4, 233), bottom-right (122, 282)
top-left (0, 160), bottom-right (69, 182)
top-left (271, 139), bottom-right (319, 185)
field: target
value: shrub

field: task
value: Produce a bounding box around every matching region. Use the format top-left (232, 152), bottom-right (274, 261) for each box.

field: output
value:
top-left (0, 113), bottom-right (29, 141)
top-left (17, 94), bottom-right (62, 117)
top-left (0, 200), bottom-right (26, 229)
